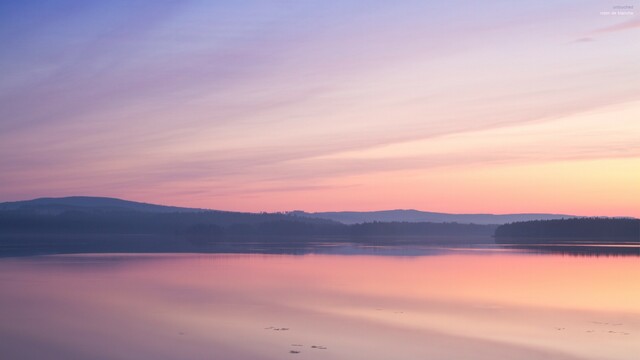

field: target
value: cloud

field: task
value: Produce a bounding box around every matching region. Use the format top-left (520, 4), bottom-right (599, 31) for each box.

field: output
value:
top-left (1, 1), bottom-right (640, 211)
top-left (594, 17), bottom-right (640, 34)
top-left (571, 37), bottom-right (595, 43)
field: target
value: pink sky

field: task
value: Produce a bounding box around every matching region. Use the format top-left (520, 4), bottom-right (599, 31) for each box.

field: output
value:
top-left (0, 1), bottom-right (638, 216)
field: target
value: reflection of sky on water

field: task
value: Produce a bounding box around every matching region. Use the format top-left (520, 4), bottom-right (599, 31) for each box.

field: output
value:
top-left (0, 250), bottom-right (639, 360)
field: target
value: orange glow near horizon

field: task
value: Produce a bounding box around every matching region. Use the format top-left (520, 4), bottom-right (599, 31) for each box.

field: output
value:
top-left (1, 2), bottom-right (638, 217)
top-left (114, 155), bottom-right (639, 217)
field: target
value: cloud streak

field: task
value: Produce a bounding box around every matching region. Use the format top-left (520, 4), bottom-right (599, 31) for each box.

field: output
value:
top-left (594, 17), bottom-right (640, 34)
top-left (1, 1), bottom-right (639, 216)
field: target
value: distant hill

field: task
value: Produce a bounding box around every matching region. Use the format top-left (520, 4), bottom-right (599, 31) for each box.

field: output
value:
top-left (0, 199), bottom-right (496, 260)
top-left (0, 196), bottom-right (204, 214)
top-left (290, 210), bottom-right (576, 225)
top-left (0, 197), bottom-right (496, 242)
top-left (3, 196), bottom-right (627, 257)
top-left (1, 197), bottom-right (576, 225)
top-left (0, 197), bottom-right (338, 231)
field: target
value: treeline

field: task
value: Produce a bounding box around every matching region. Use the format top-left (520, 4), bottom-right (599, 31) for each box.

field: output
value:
top-left (186, 221), bottom-right (496, 239)
top-left (0, 209), bottom-right (332, 235)
top-left (0, 209), bottom-right (496, 238)
top-left (495, 218), bottom-right (639, 242)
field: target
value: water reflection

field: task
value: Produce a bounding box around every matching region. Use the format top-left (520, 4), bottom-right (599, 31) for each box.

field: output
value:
top-left (1, 234), bottom-right (638, 258)
top-left (498, 243), bottom-right (640, 257)
top-left (0, 250), bottom-right (638, 360)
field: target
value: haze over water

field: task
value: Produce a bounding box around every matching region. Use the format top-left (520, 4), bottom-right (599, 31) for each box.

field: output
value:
top-left (1, 246), bottom-right (638, 360)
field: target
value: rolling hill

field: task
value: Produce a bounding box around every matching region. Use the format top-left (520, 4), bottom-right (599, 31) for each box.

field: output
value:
top-left (0, 196), bottom-right (203, 214)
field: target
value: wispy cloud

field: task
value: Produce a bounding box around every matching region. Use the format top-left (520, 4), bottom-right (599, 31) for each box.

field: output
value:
top-left (1, 1), bottom-right (639, 215)
top-left (594, 17), bottom-right (640, 34)
top-left (571, 37), bottom-right (595, 43)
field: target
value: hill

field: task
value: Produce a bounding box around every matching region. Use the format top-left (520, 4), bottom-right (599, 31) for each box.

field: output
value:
top-left (0, 196), bottom-right (204, 214)
top-left (0, 197), bottom-right (496, 240)
top-left (0, 197), bottom-right (500, 257)
top-left (0, 197), bottom-right (337, 234)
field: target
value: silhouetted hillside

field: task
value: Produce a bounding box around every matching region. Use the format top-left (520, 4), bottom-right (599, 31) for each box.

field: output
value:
top-left (1, 196), bottom-right (573, 225)
top-left (0, 206), bottom-right (501, 256)
top-left (0, 196), bottom-right (204, 214)
top-left (495, 218), bottom-right (639, 242)
top-left (0, 209), bottom-right (496, 238)
top-left (0, 196), bottom-right (497, 239)
top-left (0, 208), bottom-right (335, 235)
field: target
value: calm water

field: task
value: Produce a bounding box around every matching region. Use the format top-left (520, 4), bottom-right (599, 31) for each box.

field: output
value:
top-left (0, 246), bottom-right (638, 360)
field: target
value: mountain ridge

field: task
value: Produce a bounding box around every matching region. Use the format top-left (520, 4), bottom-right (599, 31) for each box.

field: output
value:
top-left (0, 196), bottom-right (207, 214)
top-left (0, 196), bottom-right (580, 225)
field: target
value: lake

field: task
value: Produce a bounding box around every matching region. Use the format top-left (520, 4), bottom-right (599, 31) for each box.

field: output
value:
top-left (0, 244), bottom-right (638, 360)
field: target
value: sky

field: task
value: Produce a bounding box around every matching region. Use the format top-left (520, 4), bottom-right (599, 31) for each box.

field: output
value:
top-left (0, 0), bottom-right (639, 216)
